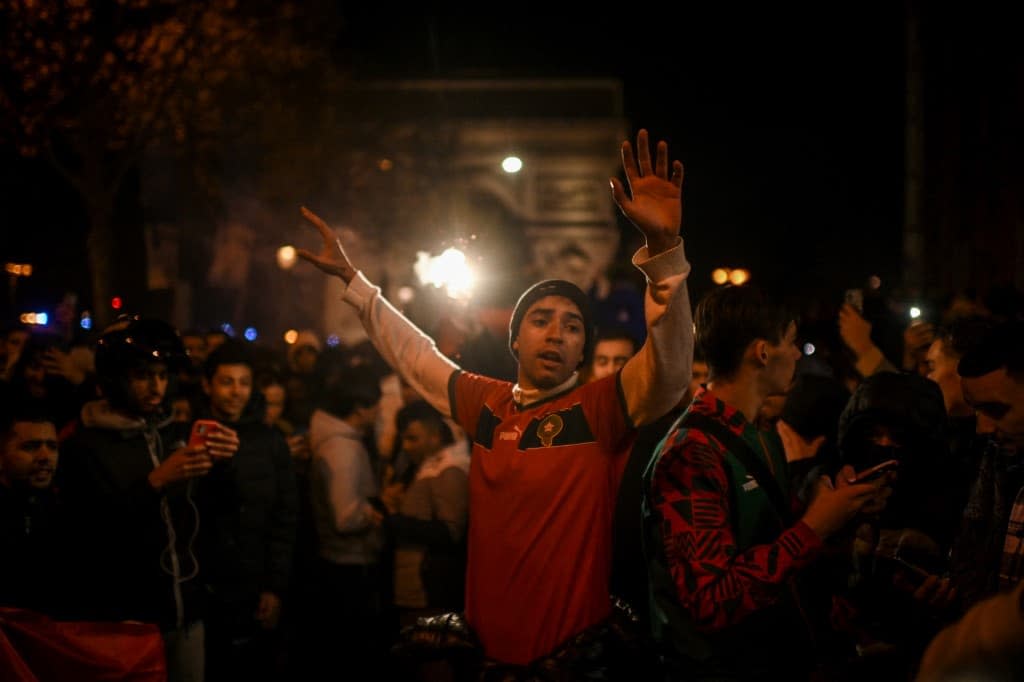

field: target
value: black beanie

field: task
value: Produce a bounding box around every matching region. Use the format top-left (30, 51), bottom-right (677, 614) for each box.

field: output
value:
top-left (508, 279), bottom-right (595, 364)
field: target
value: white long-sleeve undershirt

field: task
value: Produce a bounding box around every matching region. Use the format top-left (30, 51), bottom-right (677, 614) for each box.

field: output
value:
top-left (339, 238), bottom-right (693, 426)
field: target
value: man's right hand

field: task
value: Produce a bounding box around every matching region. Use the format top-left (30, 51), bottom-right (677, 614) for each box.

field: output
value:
top-left (296, 206), bottom-right (357, 283)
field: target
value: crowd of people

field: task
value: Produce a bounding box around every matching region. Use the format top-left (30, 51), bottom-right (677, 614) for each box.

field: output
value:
top-left (1, 130), bottom-right (1022, 681)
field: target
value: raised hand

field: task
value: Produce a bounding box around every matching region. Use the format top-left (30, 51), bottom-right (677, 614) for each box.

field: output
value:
top-left (41, 347), bottom-right (86, 385)
top-left (838, 303), bottom-right (874, 357)
top-left (610, 129), bottom-right (684, 256)
top-left (295, 206), bottom-right (357, 283)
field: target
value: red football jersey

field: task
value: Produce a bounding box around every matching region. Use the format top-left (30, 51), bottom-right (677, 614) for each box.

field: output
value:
top-left (449, 371), bottom-right (636, 664)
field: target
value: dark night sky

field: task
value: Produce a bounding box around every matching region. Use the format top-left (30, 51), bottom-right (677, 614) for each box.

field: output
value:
top-left (1, 6), bottom-right (912, 324)
top-left (337, 6), bottom-right (908, 305)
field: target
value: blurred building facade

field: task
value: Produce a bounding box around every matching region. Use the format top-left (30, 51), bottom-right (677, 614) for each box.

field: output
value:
top-left (321, 78), bottom-right (628, 346)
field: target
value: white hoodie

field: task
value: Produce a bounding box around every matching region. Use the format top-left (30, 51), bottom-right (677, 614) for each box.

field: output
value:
top-left (308, 408), bottom-right (382, 565)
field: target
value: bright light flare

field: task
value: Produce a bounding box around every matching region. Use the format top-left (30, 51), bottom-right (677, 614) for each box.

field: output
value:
top-left (277, 245), bottom-right (297, 270)
top-left (711, 268), bottom-right (729, 285)
top-left (909, 307), bottom-right (922, 319)
top-left (415, 248), bottom-right (475, 301)
top-left (284, 329), bottom-right (298, 345)
top-left (502, 156), bottom-right (523, 173)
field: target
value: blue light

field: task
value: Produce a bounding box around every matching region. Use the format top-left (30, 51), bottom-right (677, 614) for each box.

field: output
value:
top-left (326, 334), bottom-right (341, 348)
top-left (221, 323), bottom-right (235, 337)
top-left (244, 327), bottom-right (258, 342)
top-left (80, 316), bottom-right (92, 330)
top-left (36, 312), bottom-right (48, 325)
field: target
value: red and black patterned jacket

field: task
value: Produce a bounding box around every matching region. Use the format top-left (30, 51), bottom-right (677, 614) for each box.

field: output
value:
top-left (643, 388), bottom-right (824, 676)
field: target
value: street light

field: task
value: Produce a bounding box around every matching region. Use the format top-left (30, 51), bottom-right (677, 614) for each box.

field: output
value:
top-left (277, 246), bottom-right (297, 270)
top-left (728, 269), bottom-right (750, 286)
top-left (502, 156), bottom-right (523, 174)
top-left (711, 267), bottom-right (751, 286)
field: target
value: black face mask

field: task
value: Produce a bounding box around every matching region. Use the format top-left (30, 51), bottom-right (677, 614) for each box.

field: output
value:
top-left (856, 442), bottom-right (902, 469)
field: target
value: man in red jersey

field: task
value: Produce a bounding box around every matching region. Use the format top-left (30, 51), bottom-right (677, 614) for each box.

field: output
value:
top-left (296, 129), bottom-right (693, 674)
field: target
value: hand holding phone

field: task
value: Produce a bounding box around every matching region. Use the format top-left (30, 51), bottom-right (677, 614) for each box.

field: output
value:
top-left (850, 458), bottom-right (899, 484)
top-left (894, 555), bottom-right (932, 588)
top-left (199, 421), bottom-right (240, 459)
top-left (188, 419), bottom-right (221, 448)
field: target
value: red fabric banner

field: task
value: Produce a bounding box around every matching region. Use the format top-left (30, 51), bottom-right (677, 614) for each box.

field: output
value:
top-left (0, 608), bottom-right (166, 681)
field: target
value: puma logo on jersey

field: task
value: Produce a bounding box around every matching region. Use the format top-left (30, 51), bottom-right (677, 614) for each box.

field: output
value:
top-left (499, 425), bottom-right (522, 441)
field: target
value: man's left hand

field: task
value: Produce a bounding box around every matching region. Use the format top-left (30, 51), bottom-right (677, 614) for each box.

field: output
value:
top-left (610, 128), bottom-right (683, 256)
top-left (206, 425), bottom-right (240, 459)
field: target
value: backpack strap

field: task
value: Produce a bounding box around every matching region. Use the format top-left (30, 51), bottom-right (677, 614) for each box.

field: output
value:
top-left (680, 412), bottom-right (791, 527)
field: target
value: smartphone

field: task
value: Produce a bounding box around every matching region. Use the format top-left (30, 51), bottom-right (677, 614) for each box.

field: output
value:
top-left (188, 419), bottom-right (221, 448)
top-left (850, 458), bottom-right (899, 484)
top-left (844, 288), bottom-right (864, 314)
top-left (895, 555), bottom-right (931, 584)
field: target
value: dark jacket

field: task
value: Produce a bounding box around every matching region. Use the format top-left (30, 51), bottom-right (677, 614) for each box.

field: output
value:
top-left (57, 401), bottom-right (200, 629)
top-left (0, 484), bottom-right (64, 615)
top-left (195, 393), bottom-right (298, 621)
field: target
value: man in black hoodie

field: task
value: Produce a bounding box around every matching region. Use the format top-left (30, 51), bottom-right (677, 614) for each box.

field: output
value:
top-left (197, 340), bottom-right (298, 681)
top-left (59, 316), bottom-right (239, 682)
top-left (833, 371), bottom-right (960, 677)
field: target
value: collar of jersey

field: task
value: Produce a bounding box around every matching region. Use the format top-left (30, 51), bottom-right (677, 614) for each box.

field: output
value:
top-left (511, 372), bottom-right (579, 410)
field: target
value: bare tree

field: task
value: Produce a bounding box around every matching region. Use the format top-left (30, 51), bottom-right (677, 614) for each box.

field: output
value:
top-left (0, 0), bottom-right (323, 326)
